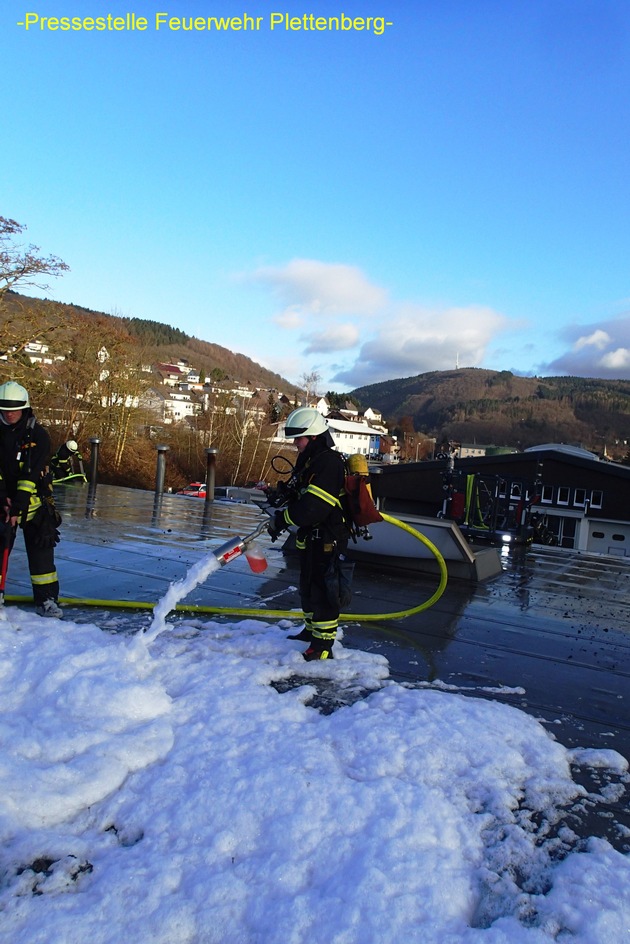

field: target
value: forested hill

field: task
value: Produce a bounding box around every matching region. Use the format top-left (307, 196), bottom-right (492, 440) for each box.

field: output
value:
top-left (5, 292), bottom-right (292, 391)
top-left (7, 292), bottom-right (630, 454)
top-left (119, 314), bottom-right (291, 389)
top-left (121, 317), bottom-right (190, 347)
top-left (351, 368), bottom-right (630, 453)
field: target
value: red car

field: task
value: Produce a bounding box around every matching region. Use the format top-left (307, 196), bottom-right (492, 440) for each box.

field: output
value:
top-left (176, 482), bottom-right (207, 498)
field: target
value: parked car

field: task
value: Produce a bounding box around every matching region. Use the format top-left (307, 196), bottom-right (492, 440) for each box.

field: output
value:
top-left (175, 482), bottom-right (270, 505)
top-left (176, 482), bottom-right (207, 498)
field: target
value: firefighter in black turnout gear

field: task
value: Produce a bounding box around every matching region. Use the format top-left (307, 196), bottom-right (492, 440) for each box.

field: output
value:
top-left (50, 439), bottom-right (82, 480)
top-left (267, 408), bottom-right (350, 661)
top-left (0, 381), bottom-right (62, 617)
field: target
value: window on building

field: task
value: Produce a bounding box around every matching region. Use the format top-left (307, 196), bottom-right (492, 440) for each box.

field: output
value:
top-left (592, 531), bottom-right (605, 539)
top-left (557, 486), bottom-right (570, 506)
top-left (590, 490), bottom-right (603, 509)
top-left (612, 534), bottom-right (626, 542)
top-left (540, 485), bottom-right (554, 504)
top-left (573, 488), bottom-right (586, 507)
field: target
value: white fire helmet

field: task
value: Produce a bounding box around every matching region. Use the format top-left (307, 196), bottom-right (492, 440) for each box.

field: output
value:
top-left (66, 440), bottom-right (79, 453)
top-left (0, 381), bottom-right (30, 411)
top-left (284, 408), bottom-right (329, 438)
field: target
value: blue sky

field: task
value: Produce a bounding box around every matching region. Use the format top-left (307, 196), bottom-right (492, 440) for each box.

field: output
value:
top-left (4, 0), bottom-right (630, 391)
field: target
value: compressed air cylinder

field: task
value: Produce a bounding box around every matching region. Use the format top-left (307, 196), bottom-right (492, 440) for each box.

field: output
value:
top-left (347, 452), bottom-right (377, 504)
top-left (347, 453), bottom-right (369, 476)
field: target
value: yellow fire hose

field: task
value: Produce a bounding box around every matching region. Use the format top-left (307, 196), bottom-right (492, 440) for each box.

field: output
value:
top-left (4, 513), bottom-right (447, 624)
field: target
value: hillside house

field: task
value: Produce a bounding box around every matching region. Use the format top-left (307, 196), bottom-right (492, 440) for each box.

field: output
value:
top-left (362, 406), bottom-right (387, 434)
top-left (155, 364), bottom-right (186, 387)
top-left (141, 388), bottom-right (196, 424)
top-left (24, 341), bottom-right (54, 365)
top-left (459, 444), bottom-right (489, 458)
top-left (327, 417), bottom-right (381, 456)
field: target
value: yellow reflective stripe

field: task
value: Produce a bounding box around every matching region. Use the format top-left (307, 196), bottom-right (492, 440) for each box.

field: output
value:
top-left (305, 484), bottom-right (341, 508)
top-left (31, 572), bottom-right (59, 586)
top-left (312, 619), bottom-right (338, 631)
top-left (17, 480), bottom-right (37, 494)
top-left (24, 497), bottom-right (42, 521)
top-left (311, 620), bottom-right (338, 642)
top-left (283, 508), bottom-right (297, 526)
top-left (295, 537), bottom-right (306, 549)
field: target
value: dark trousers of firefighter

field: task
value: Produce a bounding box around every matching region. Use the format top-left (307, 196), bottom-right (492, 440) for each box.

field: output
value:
top-left (299, 535), bottom-right (339, 647)
top-left (23, 526), bottom-right (59, 604)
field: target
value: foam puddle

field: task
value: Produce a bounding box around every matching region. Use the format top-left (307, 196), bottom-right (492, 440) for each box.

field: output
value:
top-left (1, 606), bottom-right (629, 944)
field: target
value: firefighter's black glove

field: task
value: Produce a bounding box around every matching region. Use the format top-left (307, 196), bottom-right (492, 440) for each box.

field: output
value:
top-left (267, 510), bottom-right (287, 543)
top-left (263, 483), bottom-right (283, 508)
top-left (24, 502), bottom-right (62, 549)
top-left (262, 486), bottom-right (278, 506)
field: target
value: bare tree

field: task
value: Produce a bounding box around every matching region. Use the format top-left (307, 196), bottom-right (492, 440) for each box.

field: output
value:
top-left (300, 370), bottom-right (322, 407)
top-left (39, 314), bottom-right (154, 474)
top-left (0, 218), bottom-right (72, 384)
top-left (0, 216), bottom-right (69, 301)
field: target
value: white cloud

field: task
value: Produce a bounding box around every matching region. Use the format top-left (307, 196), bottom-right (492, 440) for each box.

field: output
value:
top-left (251, 258), bottom-right (387, 316)
top-left (302, 323), bottom-right (360, 354)
top-left (333, 305), bottom-right (507, 387)
top-left (273, 307), bottom-right (305, 330)
top-left (542, 314), bottom-right (630, 378)
top-left (598, 347), bottom-right (630, 370)
top-left (574, 329), bottom-right (611, 351)
top-left (247, 257), bottom-right (514, 389)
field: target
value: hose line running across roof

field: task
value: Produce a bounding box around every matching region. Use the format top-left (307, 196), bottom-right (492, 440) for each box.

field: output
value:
top-left (4, 513), bottom-right (448, 623)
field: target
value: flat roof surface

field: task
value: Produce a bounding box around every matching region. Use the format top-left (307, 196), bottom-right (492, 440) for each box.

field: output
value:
top-left (5, 482), bottom-right (630, 846)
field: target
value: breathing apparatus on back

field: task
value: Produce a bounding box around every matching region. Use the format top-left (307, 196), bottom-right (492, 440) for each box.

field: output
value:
top-left (342, 453), bottom-right (383, 541)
